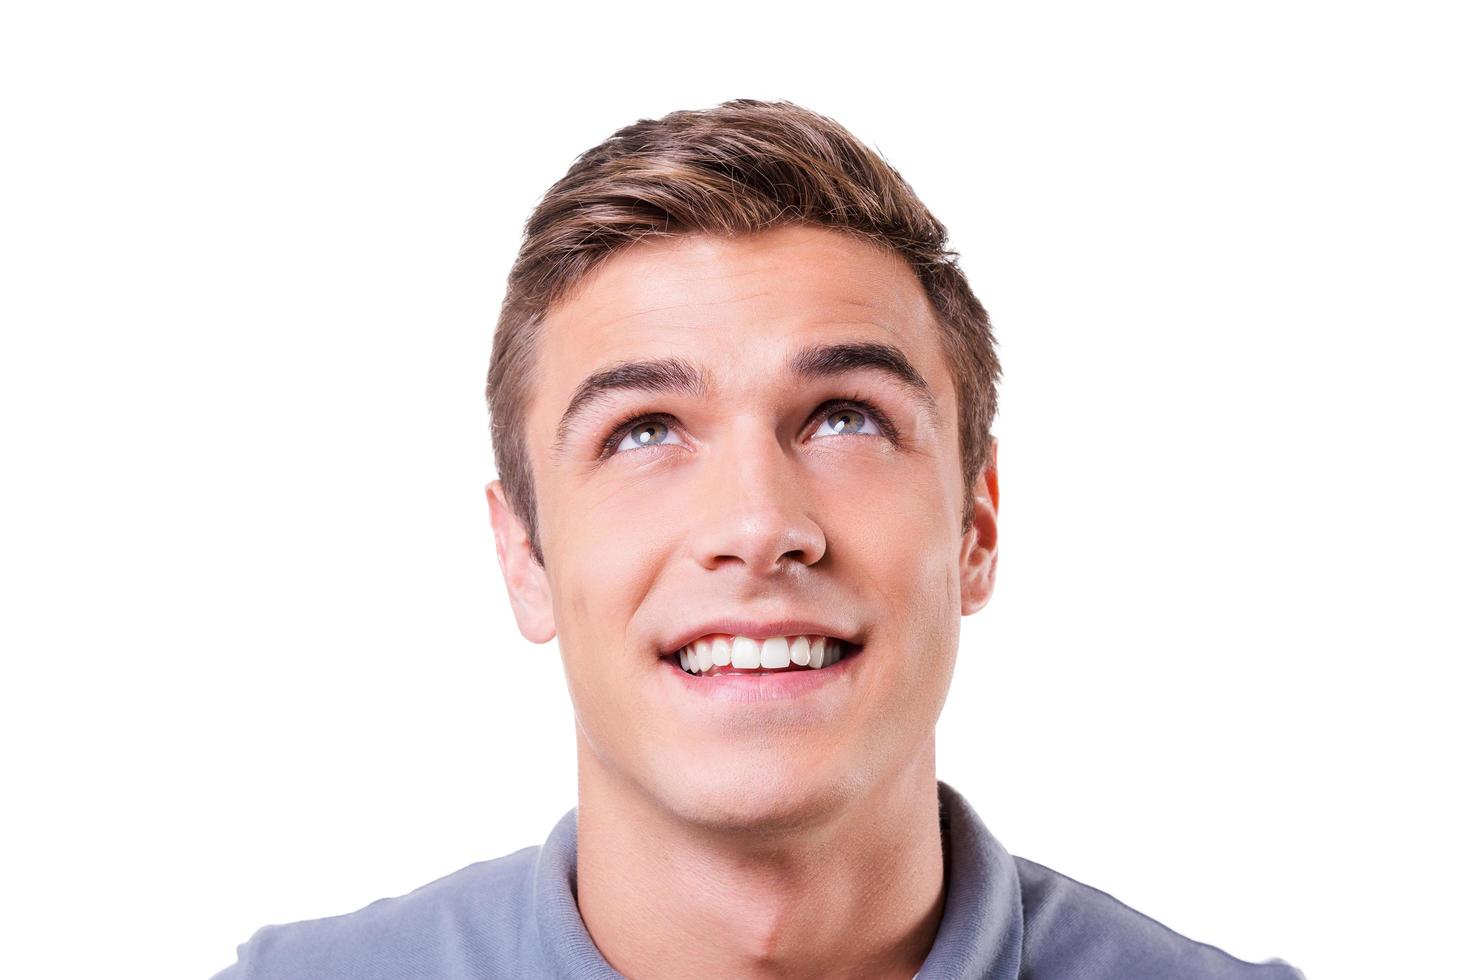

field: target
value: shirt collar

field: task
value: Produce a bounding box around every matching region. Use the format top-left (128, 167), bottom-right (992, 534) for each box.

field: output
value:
top-left (531, 779), bottom-right (1023, 979)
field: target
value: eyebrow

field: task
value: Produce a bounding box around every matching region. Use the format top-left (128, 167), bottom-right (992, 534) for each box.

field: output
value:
top-left (552, 341), bottom-right (938, 457)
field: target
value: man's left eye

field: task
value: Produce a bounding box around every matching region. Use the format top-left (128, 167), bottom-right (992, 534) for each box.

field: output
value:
top-left (813, 405), bottom-right (877, 438)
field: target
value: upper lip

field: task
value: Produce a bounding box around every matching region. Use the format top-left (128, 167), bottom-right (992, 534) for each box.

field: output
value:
top-left (659, 618), bottom-right (862, 657)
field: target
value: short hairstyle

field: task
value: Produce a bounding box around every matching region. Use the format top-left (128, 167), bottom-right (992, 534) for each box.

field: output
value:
top-left (486, 99), bottom-right (999, 568)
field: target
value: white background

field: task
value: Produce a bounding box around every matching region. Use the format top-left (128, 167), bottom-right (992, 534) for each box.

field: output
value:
top-left (2, 2), bottom-right (1464, 978)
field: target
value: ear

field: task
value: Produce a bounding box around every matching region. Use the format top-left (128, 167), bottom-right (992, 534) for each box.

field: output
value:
top-left (959, 440), bottom-right (1000, 616)
top-left (485, 480), bottom-right (557, 644)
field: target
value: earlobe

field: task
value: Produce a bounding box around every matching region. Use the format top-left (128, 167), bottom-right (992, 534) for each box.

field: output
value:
top-left (959, 442), bottom-right (1000, 616)
top-left (485, 480), bottom-right (557, 644)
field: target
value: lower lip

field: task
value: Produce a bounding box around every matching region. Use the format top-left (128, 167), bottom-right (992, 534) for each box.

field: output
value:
top-left (658, 645), bottom-right (863, 703)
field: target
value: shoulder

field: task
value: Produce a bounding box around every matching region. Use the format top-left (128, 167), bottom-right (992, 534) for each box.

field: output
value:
top-left (1013, 856), bottom-right (1306, 980)
top-left (210, 844), bottom-right (541, 980)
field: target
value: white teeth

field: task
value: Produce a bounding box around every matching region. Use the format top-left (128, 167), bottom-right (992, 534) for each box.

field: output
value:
top-left (731, 636), bottom-right (761, 668)
top-left (676, 634), bottom-right (849, 675)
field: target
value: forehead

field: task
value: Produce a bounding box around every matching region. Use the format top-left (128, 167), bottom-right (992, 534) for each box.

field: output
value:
top-left (528, 225), bottom-right (951, 452)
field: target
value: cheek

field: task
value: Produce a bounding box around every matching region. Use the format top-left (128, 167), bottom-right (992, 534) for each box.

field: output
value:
top-left (546, 498), bottom-right (666, 671)
top-left (838, 469), bottom-right (960, 676)
top-left (842, 463), bottom-right (955, 572)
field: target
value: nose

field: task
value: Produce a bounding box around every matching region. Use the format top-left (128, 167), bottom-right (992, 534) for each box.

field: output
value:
top-left (689, 416), bottom-right (827, 575)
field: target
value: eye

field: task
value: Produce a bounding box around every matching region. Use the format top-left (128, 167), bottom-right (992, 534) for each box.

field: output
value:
top-left (812, 400), bottom-right (890, 439)
top-left (608, 414), bottom-right (685, 455)
top-left (600, 399), bottom-right (897, 459)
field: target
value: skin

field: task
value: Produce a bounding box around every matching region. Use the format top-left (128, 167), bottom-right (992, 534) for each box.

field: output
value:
top-left (486, 224), bottom-right (999, 979)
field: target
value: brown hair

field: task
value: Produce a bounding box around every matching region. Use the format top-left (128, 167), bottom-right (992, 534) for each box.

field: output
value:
top-left (485, 99), bottom-right (999, 567)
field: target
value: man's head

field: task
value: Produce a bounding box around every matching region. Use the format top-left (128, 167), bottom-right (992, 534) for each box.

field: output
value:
top-left (484, 100), bottom-right (1000, 831)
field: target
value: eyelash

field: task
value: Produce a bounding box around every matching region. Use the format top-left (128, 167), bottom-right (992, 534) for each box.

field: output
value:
top-left (598, 398), bottom-right (899, 459)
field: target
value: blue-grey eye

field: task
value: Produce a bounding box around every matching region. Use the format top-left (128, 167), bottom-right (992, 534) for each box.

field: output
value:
top-left (614, 418), bottom-right (683, 454)
top-left (815, 406), bottom-right (871, 437)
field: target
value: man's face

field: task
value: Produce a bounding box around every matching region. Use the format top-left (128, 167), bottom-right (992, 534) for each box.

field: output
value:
top-left (490, 225), bottom-right (996, 831)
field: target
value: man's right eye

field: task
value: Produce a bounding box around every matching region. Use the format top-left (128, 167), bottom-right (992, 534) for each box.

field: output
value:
top-left (606, 414), bottom-right (684, 456)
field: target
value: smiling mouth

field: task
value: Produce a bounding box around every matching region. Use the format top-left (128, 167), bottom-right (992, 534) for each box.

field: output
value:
top-left (662, 634), bottom-right (860, 676)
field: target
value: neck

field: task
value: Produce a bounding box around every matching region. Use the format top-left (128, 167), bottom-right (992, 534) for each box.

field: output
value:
top-left (574, 737), bottom-right (948, 980)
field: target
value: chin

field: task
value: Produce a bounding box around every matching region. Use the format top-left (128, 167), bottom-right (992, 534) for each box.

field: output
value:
top-left (652, 757), bottom-right (856, 835)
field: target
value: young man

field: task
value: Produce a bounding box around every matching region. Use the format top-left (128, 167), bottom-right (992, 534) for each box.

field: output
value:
top-left (214, 101), bottom-right (1303, 979)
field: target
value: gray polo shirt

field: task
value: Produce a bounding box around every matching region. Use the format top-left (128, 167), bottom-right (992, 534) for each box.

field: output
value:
top-left (212, 780), bottom-right (1304, 979)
